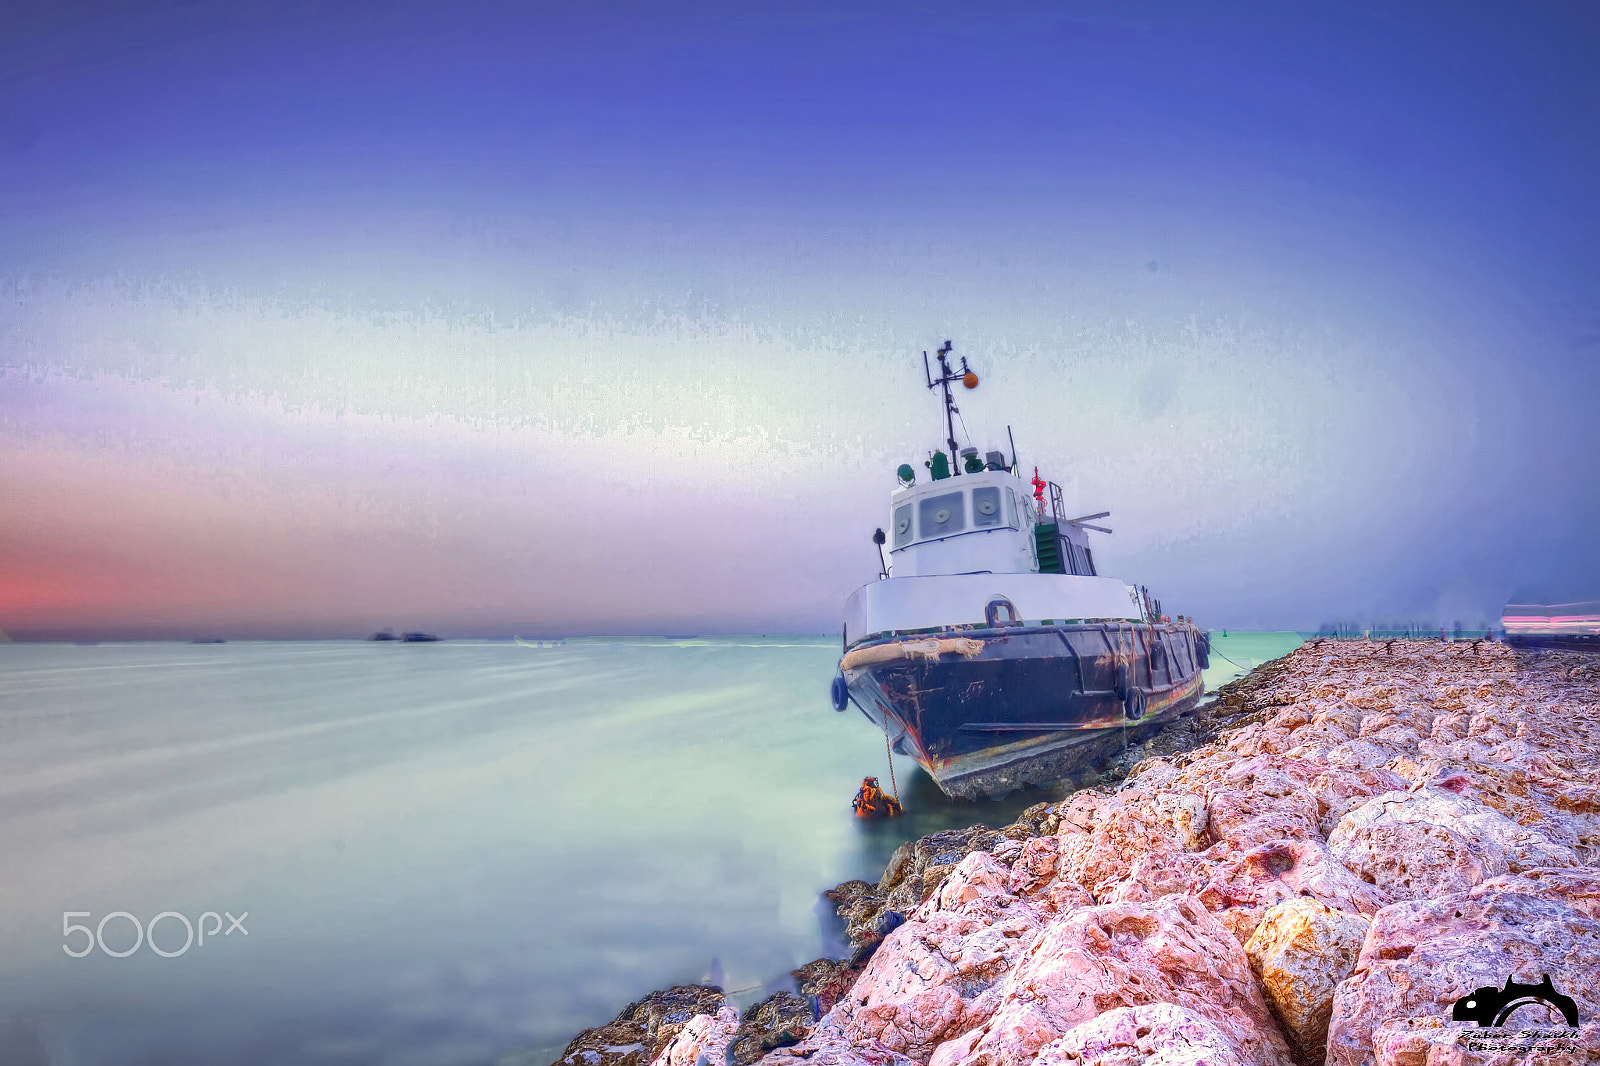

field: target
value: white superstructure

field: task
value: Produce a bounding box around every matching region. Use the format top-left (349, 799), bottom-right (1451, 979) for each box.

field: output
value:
top-left (885, 469), bottom-right (1039, 578)
top-left (846, 464), bottom-right (1144, 646)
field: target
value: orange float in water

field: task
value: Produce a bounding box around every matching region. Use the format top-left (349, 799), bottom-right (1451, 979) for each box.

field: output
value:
top-left (851, 776), bottom-right (903, 819)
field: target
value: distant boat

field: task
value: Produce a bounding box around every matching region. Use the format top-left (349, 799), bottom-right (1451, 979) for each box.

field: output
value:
top-left (400, 632), bottom-right (441, 643)
top-left (368, 630), bottom-right (398, 641)
top-left (1502, 601), bottom-right (1600, 649)
top-left (191, 638), bottom-right (227, 644)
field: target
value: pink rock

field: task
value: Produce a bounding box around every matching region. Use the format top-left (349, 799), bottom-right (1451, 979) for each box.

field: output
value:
top-left (1032, 1003), bottom-right (1252, 1066)
top-left (763, 1023), bottom-right (922, 1066)
top-left (651, 1007), bottom-right (740, 1066)
top-left (1042, 878), bottom-right (1097, 918)
top-left (1327, 739), bottom-right (1403, 772)
top-left (1326, 890), bottom-right (1600, 1066)
top-left (1401, 760), bottom-right (1600, 865)
top-left (936, 894), bottom-right (1294, 1066)
top-left (1197, 838), bottom-right (1390, 918)
top-left (1328, 791), bottom-right (1579, 900)
top-left (1307, 767), bottom-right (1411, 835)
top-left (1007, 837), bottom-right (1062, 899)
top-left (1056, 795), bottom-right (1207, 897)
top-left (1204, 755), bottom-right (1325, 846)
top-left (1472, 869), bottom-right (1600, 921)
top-left (1104, 851), bottom-right (1212, 906)
top-left (826, 852), bottom-right (1046, 1063)
top-left (1213, 905), bottom-right (1267, 947)
top-left (1207, 800), bottom-right (1323, 850)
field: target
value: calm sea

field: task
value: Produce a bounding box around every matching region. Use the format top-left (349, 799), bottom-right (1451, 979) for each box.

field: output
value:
top-left (0, 632), bottom-right (1300, 1066)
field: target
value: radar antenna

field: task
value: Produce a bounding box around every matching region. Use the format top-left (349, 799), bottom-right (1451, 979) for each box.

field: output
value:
top-left (922, 341), bottom-right (977, 475)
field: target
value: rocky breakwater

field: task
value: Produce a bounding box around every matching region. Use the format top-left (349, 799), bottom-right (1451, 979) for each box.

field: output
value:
top-left (561, 642), bottom-right (1600, 1066)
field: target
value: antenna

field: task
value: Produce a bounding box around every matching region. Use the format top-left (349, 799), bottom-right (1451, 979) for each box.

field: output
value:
top-left (923, 340), bottom-right (975, 475)
top-left (1006, 425), bottom-right (1018, 474)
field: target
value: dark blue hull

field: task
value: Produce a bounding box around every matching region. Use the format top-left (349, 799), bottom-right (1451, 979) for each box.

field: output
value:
top-left (839, 622), bottom-right (1207, 798)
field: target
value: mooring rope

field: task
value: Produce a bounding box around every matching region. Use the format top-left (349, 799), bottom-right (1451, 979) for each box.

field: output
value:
top-left (881, 713), bottom-right (901, 804)
top-left (1211, 649), bottom-right (1253, 670)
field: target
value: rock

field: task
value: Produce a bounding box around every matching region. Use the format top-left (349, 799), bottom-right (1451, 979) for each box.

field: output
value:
top-left (1472, 868), bottom-right (1600, 920)
top-left (1018, 802), bottom-right (1063, 836)
top-left (849, 911), bottom-right (907, 966)
top-left (1325, 890), bottom-right (1600, 1066)
top-left (1031, 1003), bottom-right (1253, 1066)
top-left (1402, 759), bottom-right (1600, 865)
top-left (933, 894), bottom-right (1295, 1066)
top-left (1197, 838), bottom-right (1391, 919)
top-left (836, 852), bottom-right (1046, 1062)
top-left (1328, 790), bottom-right (1579, 901)
top-left (827, 880), bottom-right (878, 905)
top-left (554, 985), bottom-right (726, 1066)
top-left (833, 826), bottom-right (1014, 956)
top-left (793, 957), bottom-right (866, 1014)
top-left (762, 1019), bottom-right (922, 1066)
top-left (1245, 898), bottom-right (1370, 1063)
top-left (648, 1007), bottom-right (739, 1066)
top-left (1102, 849), bottom-right (1211, 906)
top-left (1307, 768), bottom-right (1411, 836)
top-left (726, 992), bottom-right (815, 1065)
top-left (1055, 793), bottom-right (1207, 897)
top-left (1204, 755), bottom-right (1324, 847)
top-left (1006, 836), bottom-right (1062, 899)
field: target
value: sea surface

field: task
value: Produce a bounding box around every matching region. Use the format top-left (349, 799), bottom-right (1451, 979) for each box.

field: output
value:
top-left (0, 632), bottom-right (1300, 1066)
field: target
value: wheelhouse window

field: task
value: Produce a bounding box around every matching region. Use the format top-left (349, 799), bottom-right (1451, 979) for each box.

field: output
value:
top-left (972, 486), bottom-right (1003, 528)
top-left (892, 504), bottom-right (914, 548)
top-left (919, 492), bottom-right (965, 538)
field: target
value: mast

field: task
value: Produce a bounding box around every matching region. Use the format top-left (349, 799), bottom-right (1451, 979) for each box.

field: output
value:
top-left (923, 340), bottom-right (976, 475)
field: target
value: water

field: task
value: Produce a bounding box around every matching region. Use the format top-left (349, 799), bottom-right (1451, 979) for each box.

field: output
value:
top-left (0, 632), bottom-right (1299, 1066)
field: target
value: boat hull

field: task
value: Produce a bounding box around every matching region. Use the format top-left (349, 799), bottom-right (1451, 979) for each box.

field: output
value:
top-left (840, 622), bottom-right (1207, 799)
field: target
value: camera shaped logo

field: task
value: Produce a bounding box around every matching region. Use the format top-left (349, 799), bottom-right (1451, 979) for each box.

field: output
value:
top-left (1451, 974), bottom-right (1579, 1028)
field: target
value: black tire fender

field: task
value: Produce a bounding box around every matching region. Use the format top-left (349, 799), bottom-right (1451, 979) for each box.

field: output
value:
top-left (830, 674), bottom-right (850, 712)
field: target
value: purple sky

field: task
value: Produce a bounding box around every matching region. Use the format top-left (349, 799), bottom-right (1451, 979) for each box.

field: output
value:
top-left (2, 1), bottom-right (1598, 638)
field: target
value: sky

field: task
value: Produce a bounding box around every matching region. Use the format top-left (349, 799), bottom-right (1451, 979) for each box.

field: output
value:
top-left (1, 0), bottom-right (1597, 638)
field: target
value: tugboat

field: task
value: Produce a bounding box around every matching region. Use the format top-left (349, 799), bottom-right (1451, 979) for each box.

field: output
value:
top-left (832, 342), bottom-right (1210, 799)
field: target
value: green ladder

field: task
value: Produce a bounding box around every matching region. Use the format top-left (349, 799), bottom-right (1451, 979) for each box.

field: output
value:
top-left (1035, 523), bottom-right (1064, 574)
